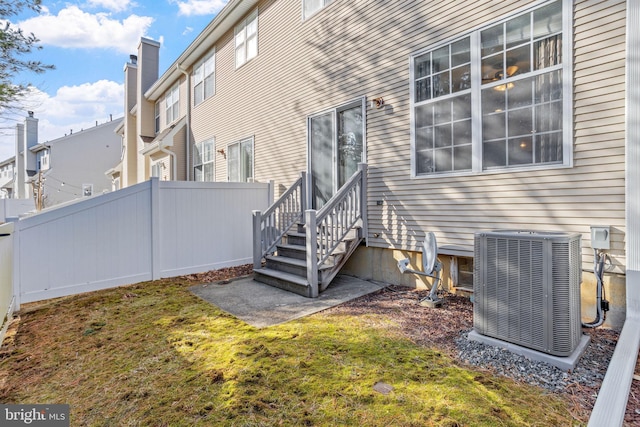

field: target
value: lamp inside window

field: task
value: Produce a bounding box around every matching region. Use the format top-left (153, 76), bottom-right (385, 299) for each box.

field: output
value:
top-left (483, 57), bottom-right (520, 91)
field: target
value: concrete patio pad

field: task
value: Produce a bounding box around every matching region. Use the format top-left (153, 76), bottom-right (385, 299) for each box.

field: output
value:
top-left (190, 274), bottom-right (386, 328)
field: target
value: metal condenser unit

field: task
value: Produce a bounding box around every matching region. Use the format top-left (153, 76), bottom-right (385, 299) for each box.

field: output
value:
top-left (473, 230), bottom-right (582, 356)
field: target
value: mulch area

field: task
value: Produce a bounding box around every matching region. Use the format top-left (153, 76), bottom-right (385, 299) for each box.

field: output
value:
top-left (182, 266), bottom-right (640, 425)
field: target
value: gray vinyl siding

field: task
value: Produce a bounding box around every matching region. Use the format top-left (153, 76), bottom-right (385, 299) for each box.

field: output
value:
top-left (188, 0), bottom-right (626, 272)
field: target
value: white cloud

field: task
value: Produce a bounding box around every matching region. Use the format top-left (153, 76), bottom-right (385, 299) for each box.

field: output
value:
top-left (0, 81), bottom-right (124, 160)
top-left (182, 26), bottom-right (194, 36)
top-left (17, 6), bottom-right (154, 54)
top-left (86, 0), bottom-right (133, 12)
top-left (172, 0), bottom-right (228, 17)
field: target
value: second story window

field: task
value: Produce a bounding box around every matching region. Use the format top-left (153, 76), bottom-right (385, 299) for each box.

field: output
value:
top-left (154, 101), bottom-right (160, 133)
top-left (235, 9), bottom-right (258, 68)
top-left (165, 84), bottom-right (180, 125)
top-left (194, 50), bottom-right (215, 106)
top-left (303, 0), bottom-right (332, 20)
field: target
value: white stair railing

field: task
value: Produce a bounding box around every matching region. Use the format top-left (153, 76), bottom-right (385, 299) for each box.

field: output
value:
top-left (252, 172), bottom-right (307, 269)
top-left (306, 163), bottom-right (368, 296)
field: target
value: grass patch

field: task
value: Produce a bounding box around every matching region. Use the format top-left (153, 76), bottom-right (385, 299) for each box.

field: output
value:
top-left (0, 275), bottom-right (581, 426)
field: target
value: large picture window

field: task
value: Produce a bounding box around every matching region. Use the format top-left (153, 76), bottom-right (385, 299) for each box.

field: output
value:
top-left (411, 0), bottom-right (568, 176)
top-left (194, 50), bottom-right (215, 105)
top-left (228, 137), bottom-right (254, 182)
top-left (194, 139), bottom-right (215, 182)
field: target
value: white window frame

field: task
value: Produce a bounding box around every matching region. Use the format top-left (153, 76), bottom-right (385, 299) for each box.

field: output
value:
top-left (303, 0), bottom-right (333, 20)
top-left (409, 0), bottom-right (572, 178)
top-left (194, 49), bottom-right (216, 106)
top-left (165, 84), bottom-right (180, 125)
top-left (41, 151), bottom-right (49, 170)
top-left (194, 138), bottom-right (215, 182)
top-left (154, 101), bottom-right (160, 133)
top-left (227, 137), bottom-right (254, 182)
top-left (235, 9), bottom-right (258, 69)
top-left (82, 184), bottom-right (93, 197)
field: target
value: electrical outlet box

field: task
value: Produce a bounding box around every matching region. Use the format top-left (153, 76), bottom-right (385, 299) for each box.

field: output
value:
top-left (590, 226), bottom-right (610, 250)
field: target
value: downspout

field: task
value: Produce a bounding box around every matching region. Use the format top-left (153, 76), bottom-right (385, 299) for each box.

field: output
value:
top-left (158, 145), bottom-right (177, 181)
top-left (178, 64), bottom-right (191, 181)
top-left (588, 1), bottom-right (640, 425)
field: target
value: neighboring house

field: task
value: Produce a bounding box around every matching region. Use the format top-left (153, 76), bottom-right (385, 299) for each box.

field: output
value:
top-left (108, 39), bottom-right (189, 187)
top-left (114, 0), bottom-right (637, 330)
top-left (0, 158), bottom-right (15, 199)
top-left (7, 112), bottom-right (123, 208)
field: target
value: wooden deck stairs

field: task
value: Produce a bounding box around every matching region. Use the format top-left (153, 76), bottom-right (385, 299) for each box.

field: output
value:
top-left (252, 164), bottom-right (368, 298)
top-left (254, 222), bottom-right (363, 297)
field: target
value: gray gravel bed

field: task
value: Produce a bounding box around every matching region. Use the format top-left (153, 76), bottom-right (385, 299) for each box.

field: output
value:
top-left (455, 329), bottom-right (618, 393)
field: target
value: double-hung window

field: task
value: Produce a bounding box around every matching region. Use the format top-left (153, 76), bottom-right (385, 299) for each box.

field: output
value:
top-left (154, 101), bottom-right (160, 133)
top-left (194, 139), bottom-right (215, 182)
top-left (411, 0), bottom-right (569, 176)
top-left (165, 84), bottom-right (180, 125)
top-left (228, 137), bottom-right (254, 182)
top-left (303, 0), bottom-right (332, 20)
top-left (235, 9), bottom-right (258, 68)
top-left (194, 50), bottom-right (215, 105)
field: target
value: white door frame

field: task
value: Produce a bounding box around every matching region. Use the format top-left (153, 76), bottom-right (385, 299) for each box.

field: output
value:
top-left (306, 96), bottom-right (367, 207)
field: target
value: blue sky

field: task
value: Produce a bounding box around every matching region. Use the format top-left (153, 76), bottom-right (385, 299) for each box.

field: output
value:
top-left (0, 0), bottom-right (228, 160)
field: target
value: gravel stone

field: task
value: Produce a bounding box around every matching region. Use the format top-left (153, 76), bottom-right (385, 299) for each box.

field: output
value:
top-left (455, 330), bottom-right (611, 392)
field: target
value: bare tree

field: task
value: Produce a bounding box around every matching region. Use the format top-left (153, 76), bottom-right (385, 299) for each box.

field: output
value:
top-left (0, 0), bottom-right (54, 113)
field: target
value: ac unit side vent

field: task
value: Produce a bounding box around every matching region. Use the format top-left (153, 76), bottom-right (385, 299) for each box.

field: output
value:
top-left (473, 231), bottom-right (582, 357)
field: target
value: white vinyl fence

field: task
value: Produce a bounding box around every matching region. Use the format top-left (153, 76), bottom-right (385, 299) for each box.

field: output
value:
top-left (0, 198), bottom-right (35, 223)
top-left (0, 222), bottom-right (15, 344)
top-left (1, 178), bottom-right (271, 312)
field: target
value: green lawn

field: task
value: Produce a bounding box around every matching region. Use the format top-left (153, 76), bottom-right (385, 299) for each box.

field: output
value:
top-left (0, 272), bottom-right (581, 426)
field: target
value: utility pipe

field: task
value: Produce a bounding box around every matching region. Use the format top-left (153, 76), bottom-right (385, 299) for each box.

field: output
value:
top-left (588, 1), bottom-right (640, 425)
top-left (178, 64), bottom-right (191, 181)
top-left (158, 145), bottom-right (177, 181)
top-left (583, 249), bottom-right (607, 329)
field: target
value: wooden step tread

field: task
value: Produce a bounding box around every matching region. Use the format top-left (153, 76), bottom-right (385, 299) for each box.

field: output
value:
top-left (266, 255), bottom-right (335, 270)
top-left (277, 243), bottom-right (346, 257)
top-left (277, 243), bottom-right (306, 251)
top-left (254, 268), bottom-right (310, 287)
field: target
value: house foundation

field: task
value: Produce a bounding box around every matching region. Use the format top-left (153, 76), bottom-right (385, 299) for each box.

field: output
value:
top-left (343, 245), bottom-right (626, 330)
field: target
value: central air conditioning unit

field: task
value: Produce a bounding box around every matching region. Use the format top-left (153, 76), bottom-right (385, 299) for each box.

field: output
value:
top-left (473, 230), bottom-right (582, 357)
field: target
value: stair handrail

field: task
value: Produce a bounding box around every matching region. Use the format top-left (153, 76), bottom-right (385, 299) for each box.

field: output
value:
top-left (306, 163), bottom-right (368, 284)
top-left (252, 172), bottom-right (307, 269)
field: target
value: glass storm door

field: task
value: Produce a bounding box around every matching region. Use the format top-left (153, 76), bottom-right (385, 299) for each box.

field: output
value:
top-left (309, 100), bottom-right (364, 209)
